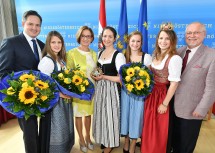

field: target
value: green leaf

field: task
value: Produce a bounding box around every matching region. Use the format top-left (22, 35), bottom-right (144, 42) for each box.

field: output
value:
top-left (3, 96), bottom-right (16, 102)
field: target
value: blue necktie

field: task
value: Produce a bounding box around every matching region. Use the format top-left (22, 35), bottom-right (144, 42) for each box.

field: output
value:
top-left (31, 39), bottom-right (39, 61)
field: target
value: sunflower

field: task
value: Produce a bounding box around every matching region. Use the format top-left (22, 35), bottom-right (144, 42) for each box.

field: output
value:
top-left (22, 82), bottom-right (29, 88)
top-left (64, 69), bottom-right (70, 74)
top-left (40, 95), bottom-right (48, 101)
top-left (64, 78), bottom-right (71, 84)
top-left (34, 80), bottom-right (49, 89)
top-left (73, 70), bottom-right (85, 76)
top-left (126, 84), bottom-right (134, 92)
top-left (83, 79), bottom-right (89, 86)
top-left (126, 68), bottom-right (135, 77)
top-left (80, 85), bottom-right (86, 92)
top-left (7, 87), bottom-right (16, 95)
top-left (139, 70), bottom-right (145, 76)
top-left (58, 73), bottom-right (64, 80)
top-left (125, 75), bottom-right (131, 82)
top-left (19, 87), bottom-right (38, 104)
top-left (19, 74), bottom-right (36, 81)
top-left (145, 78), bottom-right (150, 87)
top-left (135, 79), bottom-right (144, 90)
top-left (134, 66), bottom-right (140, 71)
top-left (72, 75), bottom-right (83, 85)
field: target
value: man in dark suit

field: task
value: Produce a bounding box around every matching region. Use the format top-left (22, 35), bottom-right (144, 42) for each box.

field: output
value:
top-left (0, 10), bottom-right (49, 153)
top-left (172, 22), bottom-right (215, 153)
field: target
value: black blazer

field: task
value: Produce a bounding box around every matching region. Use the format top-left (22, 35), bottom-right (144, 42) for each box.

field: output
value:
top-left (0, 33), bottom-right (45, 78)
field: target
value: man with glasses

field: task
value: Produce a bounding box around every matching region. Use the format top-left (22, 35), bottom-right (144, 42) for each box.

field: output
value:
top-left (172, 22), bottom-right (215, 153)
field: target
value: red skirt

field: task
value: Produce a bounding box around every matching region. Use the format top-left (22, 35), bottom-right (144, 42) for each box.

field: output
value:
top-left (141, 83), bottom-right (169, 153)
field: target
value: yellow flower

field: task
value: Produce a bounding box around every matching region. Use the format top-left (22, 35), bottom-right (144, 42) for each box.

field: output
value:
top-left (58, 73), bottom-right (64, 80)
top-left (19, 74), bottom-right (36, 81)
top-left (83, 79), bottom-right (89, 86)
top-left (7, 87), bottom-right (16, 95)
top-left (126, 84), bottom-right (134, 92)
top-left (125, 76), bottom-right (131, 82)
top-left (73, 70), bottom-right (80, 74)
top-left (34, 80), bottom-right (49, 89)
top-left (80, 85), bottom-right (86, 92)
top-left (41, 95), bottom-right (48, 101)
top-left (72, 75), bottom-right (82, 85)
top-left (64, 78), bottom-right (71, 84)
top-left (139, 70), bottom-right (145, 76)
top-left (135, 79), bottom-right (144, 90)
top-left (146, 78), bottom-right (150, 87)
top-left (134, 66), bottom-right (140, 71)
top-left (73, 70), bottom-right (86, 77)
top-left (126, 68), bottom-right (135, 77)
top-left (64, 69), bottom-right (70, 74)
top-left (22, 82), bottom-right (29, 88)
top-left (19, 87), bottom-right (38, 104)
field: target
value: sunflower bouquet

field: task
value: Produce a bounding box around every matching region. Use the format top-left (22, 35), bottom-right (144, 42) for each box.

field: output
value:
top-left (0, 70), bottom-right (59, 120)
top-left (51, 68), bottom-right (94, 101)
top-left (119, 62), bottom-right (154, 98)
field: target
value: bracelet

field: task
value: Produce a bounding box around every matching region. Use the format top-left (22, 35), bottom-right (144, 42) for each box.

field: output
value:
top-left (162, 103), bottom-right (168, 107)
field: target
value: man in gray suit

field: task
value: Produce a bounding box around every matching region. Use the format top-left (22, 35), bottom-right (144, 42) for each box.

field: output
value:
top-left (172, 22), bottom-right (215, 153)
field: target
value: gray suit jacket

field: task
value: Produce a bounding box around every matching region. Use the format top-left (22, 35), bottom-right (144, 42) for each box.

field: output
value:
top-left (174, 44), bottom-right (215, 119)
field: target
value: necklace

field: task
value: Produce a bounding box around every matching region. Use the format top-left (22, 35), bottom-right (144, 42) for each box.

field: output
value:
top-left (102, 49), bottom-right (114, 60)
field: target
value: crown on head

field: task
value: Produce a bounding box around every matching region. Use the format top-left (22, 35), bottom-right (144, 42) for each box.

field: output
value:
top-left (160, 22), bottom-right (174, 31)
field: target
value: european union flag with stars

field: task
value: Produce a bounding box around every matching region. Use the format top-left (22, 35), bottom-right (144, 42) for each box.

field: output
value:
top-left (138, 0), bottom-right (148, 53)
top-left (116, 0), bottom-right (128, 53)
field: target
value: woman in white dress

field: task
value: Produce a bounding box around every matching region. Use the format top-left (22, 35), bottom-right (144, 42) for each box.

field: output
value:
top-left (38, 31), bottom-right (74, 153)
top-left (92, 26), bottom-right (126, 153)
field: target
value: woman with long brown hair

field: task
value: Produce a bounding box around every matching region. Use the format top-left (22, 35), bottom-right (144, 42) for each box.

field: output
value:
top-left (38, 31), bottom-right (74, 153)
top-left (141, 23), bottom-right (182, 153)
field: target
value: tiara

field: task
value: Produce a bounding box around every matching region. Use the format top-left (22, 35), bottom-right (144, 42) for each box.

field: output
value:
top-left (160, 22), bottom-right (174, 30)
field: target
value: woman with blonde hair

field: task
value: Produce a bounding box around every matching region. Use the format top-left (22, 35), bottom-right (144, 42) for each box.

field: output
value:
top-left (121, 31), bottom-right (152, 153)
top-left (67, 26), bottom-right (97, 153)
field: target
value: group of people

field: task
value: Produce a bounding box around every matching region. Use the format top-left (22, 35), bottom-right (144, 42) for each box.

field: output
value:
top-left (0, 9), bottom-right (215, 153)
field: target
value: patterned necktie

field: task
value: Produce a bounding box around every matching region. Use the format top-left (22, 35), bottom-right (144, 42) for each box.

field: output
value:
top-left (182, 49), bottom-right (191, 73)
top-left (31, 39), bottom-right (39, 61)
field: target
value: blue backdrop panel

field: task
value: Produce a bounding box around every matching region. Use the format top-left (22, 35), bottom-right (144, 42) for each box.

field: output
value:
top-left (15, 0), bottom-right (215, 54)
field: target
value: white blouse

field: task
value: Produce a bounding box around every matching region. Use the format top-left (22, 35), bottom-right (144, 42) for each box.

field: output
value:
top-left (143, 53), bottom-right (152, 66)
top-left (98, 50), bottom-right (126, 72)
top-left (151, 54), bottom-right (182, 82)
top-left (38, 56), bottom-right (62, 76)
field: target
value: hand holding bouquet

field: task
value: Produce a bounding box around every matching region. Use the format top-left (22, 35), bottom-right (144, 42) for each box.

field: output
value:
top-left (0, 70), bottom-right (59, 120)
top-left (52, 67), bottom-right (94, 101)
top-left (119, 63), bottom-right (154, 98)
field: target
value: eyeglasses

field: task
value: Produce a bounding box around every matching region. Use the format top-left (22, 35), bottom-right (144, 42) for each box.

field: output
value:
top-left (186, 31), bottom-right (204, 35)
top-left (81, 35), bottom-right (92, 39)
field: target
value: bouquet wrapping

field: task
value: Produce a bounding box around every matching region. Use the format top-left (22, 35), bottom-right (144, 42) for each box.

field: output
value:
top-left (119, 62), bottom-right (154, 98)
top-left (52, 68), bottom-right (94, 101)
top-left (0, 70), bottom-right (59, 119)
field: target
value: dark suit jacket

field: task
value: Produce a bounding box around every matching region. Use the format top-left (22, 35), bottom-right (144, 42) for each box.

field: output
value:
top-left (174, 44), bottom-right (215, 119)
top-left (0, 33), bottom-right (44, 78)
